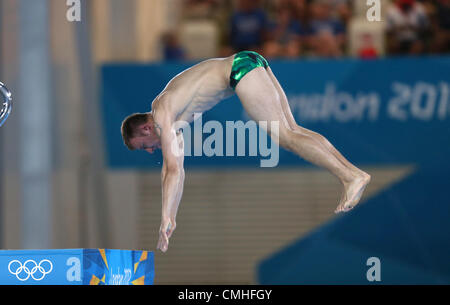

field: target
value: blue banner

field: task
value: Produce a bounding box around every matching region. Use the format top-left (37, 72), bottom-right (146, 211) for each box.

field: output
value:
top-left (0, 249), bottom-right (154, 285)
top-left (101, 57), bottom-right (450, 169)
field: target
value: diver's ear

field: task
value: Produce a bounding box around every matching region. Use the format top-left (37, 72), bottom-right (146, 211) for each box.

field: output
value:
top-left (138, 122), bottom-right (153, 136)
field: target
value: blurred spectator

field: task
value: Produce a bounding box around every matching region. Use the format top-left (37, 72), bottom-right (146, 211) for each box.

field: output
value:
top-left (386, 0), bottom-right (430, 55)
top-left (176, 0), bottom-right (449, 60)
top-left (358, 33), bottom-right (379, 59)
top-left (328, 0), bottom-right (352, 25)
top-left (274, 0), bottom-right (308, 22)
top-left (229, 0), bottom-right (269, 53)
top-left (431, 0), bottom-right (450, 53)
top-left (263, 4), bottom-right (305, 58)
top-left (161, 32), bottom-right (186, 61)
top-left (337, 0), bottom-right (351, 22)
top-left (307, 0), bottom-right (346, 57)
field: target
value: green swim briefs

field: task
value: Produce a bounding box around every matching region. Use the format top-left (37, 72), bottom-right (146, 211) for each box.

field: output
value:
top-left (229, 51), bottom-right (269, 90)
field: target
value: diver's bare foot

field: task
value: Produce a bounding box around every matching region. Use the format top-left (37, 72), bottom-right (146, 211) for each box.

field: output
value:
top-left (335, 171), bottom-right (371, 214)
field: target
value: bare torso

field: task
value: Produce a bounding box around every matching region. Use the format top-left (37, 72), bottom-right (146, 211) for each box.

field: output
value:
top-left (151, 55), bottom-right (235, 124)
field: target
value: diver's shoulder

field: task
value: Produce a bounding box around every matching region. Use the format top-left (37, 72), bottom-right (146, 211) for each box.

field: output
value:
top-left (151, 91), bottom-right (171, 112)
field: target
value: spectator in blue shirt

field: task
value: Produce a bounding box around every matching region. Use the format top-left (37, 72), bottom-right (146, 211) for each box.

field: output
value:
top-left (162, 32), bottom-right (186, 61)
top-left (306, 0), bottom-right (346, 57)
top-left (229, 0), bottom-right (268, 53)
top-left (264, 4), bottom-right (306, 58)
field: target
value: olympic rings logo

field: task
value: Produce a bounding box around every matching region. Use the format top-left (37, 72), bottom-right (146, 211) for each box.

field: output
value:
top-left (8, 259), bottom-right (53, 281)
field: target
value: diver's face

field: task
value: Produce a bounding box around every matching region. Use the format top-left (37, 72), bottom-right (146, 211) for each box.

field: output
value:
top-left (129, 126), bottom-right (161, 154)
top-left (130, 134), bottom-right (161, 154)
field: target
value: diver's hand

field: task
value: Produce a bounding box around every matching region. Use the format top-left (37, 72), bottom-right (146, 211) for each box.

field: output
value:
top-left (157, 218), bottom-right (176, 253)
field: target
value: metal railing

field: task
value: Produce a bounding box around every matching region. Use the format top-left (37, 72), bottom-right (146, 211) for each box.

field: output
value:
top-left (0, 82), bottom-right (12, 128)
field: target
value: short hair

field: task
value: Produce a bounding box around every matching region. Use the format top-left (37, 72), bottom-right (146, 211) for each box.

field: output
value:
top-left (121, 112), bottom-right (149, 150)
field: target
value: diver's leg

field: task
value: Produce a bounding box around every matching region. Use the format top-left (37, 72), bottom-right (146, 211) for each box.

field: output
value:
top-left (236, 67), bottom-right (370, 213)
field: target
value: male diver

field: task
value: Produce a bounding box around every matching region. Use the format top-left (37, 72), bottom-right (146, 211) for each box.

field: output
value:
top-left (121, 51), bottom-right (371, 252)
